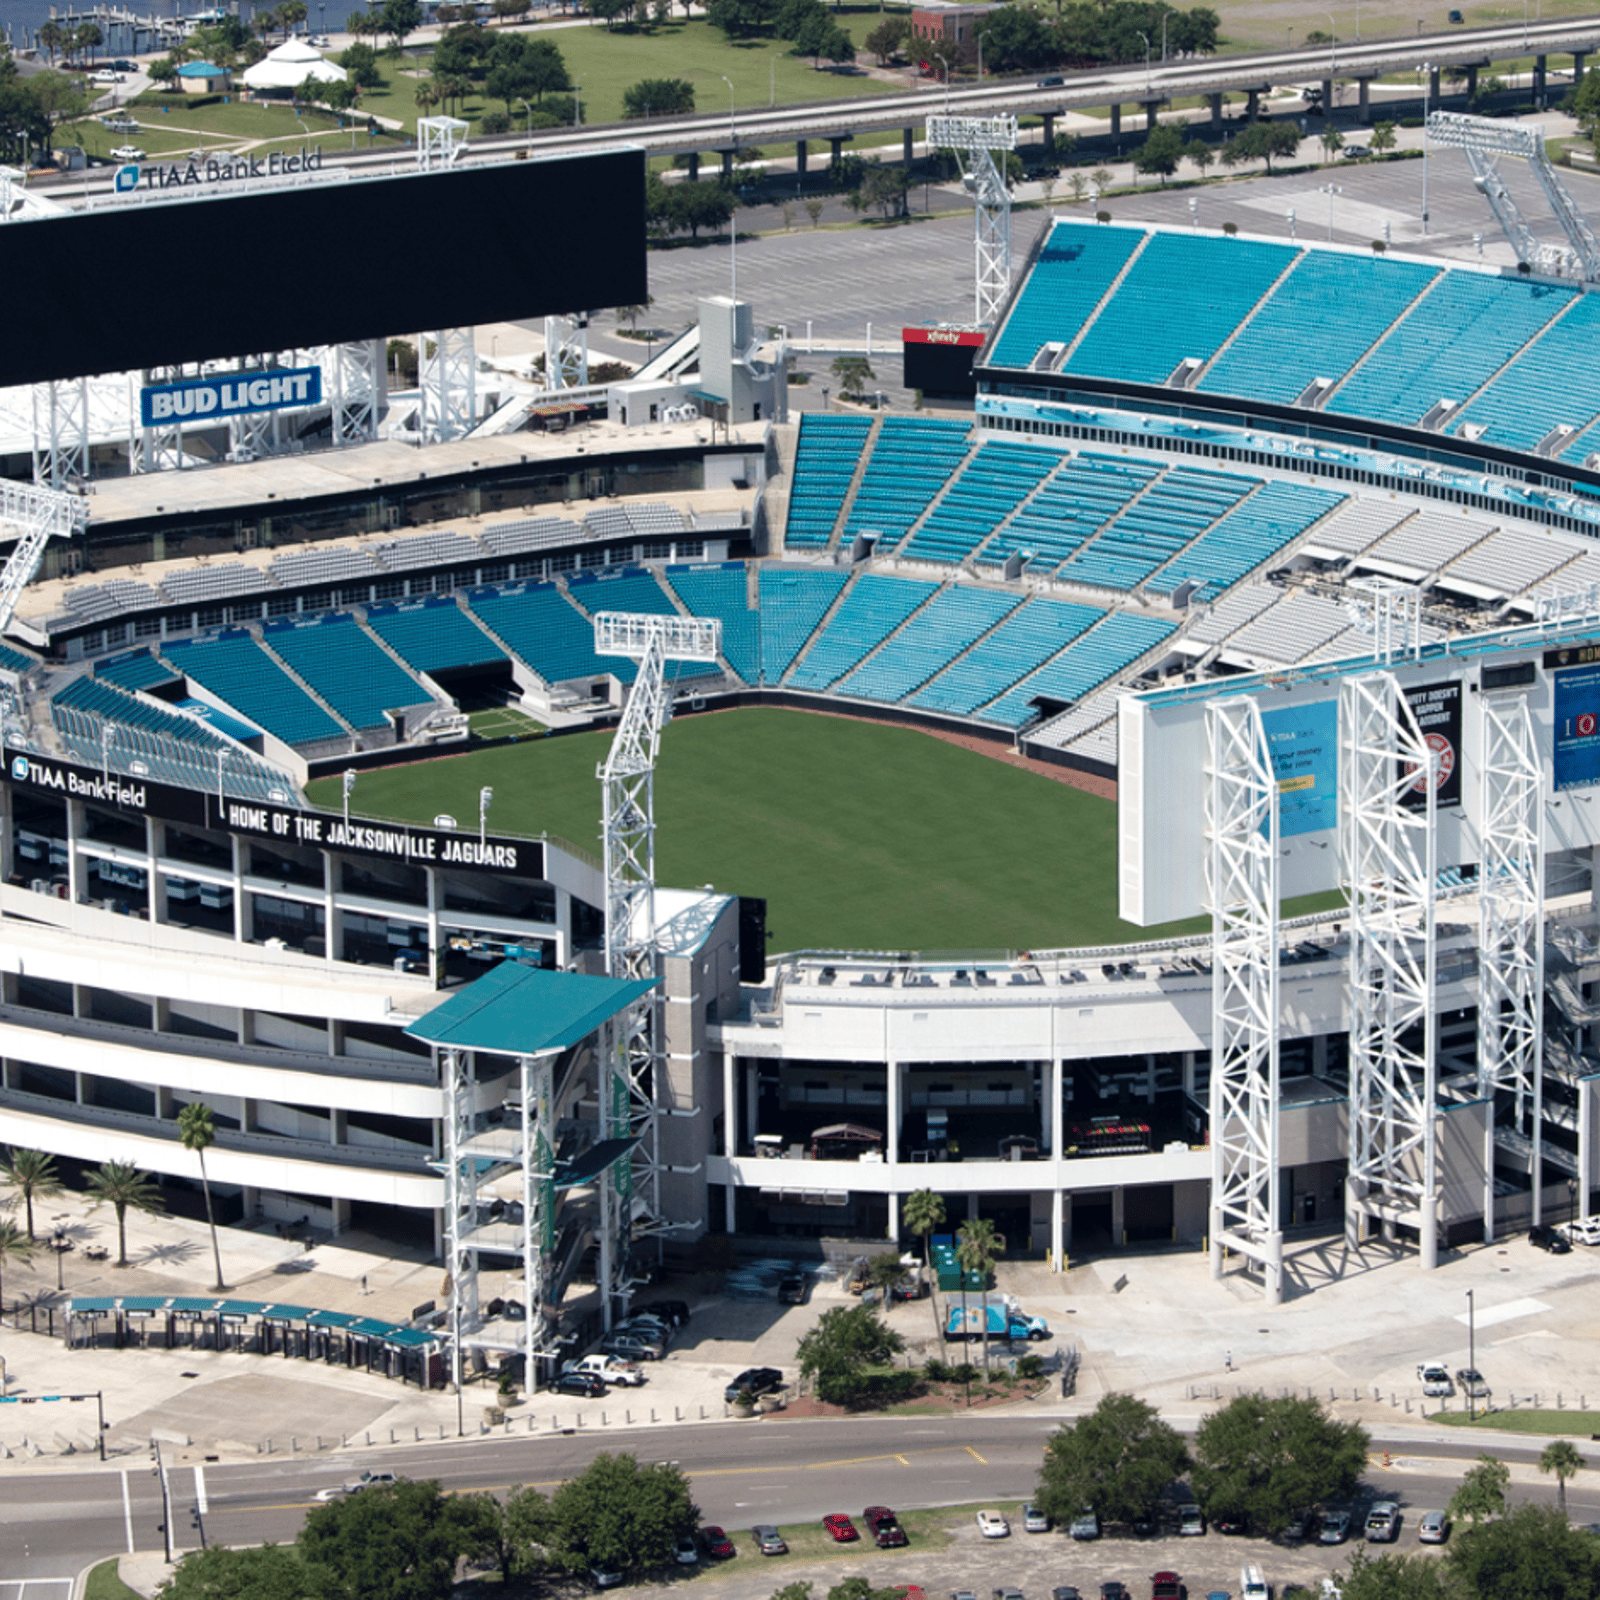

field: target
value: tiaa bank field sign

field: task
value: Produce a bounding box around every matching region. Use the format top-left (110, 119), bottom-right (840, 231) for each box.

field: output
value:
top-left (139, 366), bottom-right (322, 427)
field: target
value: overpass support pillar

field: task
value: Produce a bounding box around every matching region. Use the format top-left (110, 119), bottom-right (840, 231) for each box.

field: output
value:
top-left (1142, 96), bottom-right (1162, 130)
top-left (829, 135), bottom-right (847, 168)
top-left (1356, 75), bottom-right (1373, 122)
top-left (1245, 88), bottom-right (1261, 121)
top-left (721, 146), bottom-right (734, 180)
top-left (1111, 1184), bottom-right (1126, 1247)
top-left (1322, 76), bottom-right (1334, 111)
top-left (1535, 53), bottom-right (1547, 102)
top-left (1576, 50), bottom-right (1588, 83)
top-left (686, 150), bottom-right (700, 181)
top-left (1041, 111), bottom-right (1055, 148)
top-left (1430, 64), bottom-right (1441, 102)
top-left (796, 139), bottom-right (808, 176)
top-left (904, 124), bottom-right (915, 164)
top-left (1109, 101), bottom-right (1121, 137)
top-left (1465, 62), bottom-right (1479, 98)
top-left (1209, 91), bottom-right (1224, 127)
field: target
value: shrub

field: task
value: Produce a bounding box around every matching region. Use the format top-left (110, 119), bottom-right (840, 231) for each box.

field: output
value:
top-left (1016, 1354), bottom-right (1045, 1381)
top-left (923, 1356), bottom-right (953, 1383)
top-left (479, 109), bottom-right (511, 133)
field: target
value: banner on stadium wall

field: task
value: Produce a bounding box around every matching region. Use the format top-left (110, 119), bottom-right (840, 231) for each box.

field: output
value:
top-left (901, 327), bottom-right (986, 347)
top-left (1262, 699), bottom-right (1338, 837)
top-left (1400, 680), bottom-right (1462, 810)
top-left (139, 366), bottom-right (322, 429)
top-left (4, 748), bottom-right (543, 878)
top-left (1554, 663), bottom-right (1600, 792)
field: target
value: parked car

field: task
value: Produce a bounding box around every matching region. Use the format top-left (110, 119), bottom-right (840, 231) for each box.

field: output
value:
top-left (638, 1299), bottom-right (691, 1326)
top-left (675, 1535), bottom-right (700, 1565)
top-left (553, 1369), bottom-right (607, 1398)
top-left (1340, 144), bottom-right (1369, 159)
top-left (865, 1506), bottom-right (907, 1547)
top-left (1179, 1504), bottom-right (1206, 1537)
top-left (602, 1335), bottom-right (661, 1362)
top-left (1071, 1509), bottom-right (1101, 1540)
top-left (823, 1514), bottom-right (860, 1543)
top-left (753, 1524), bottom-right (788, 1555)
top-left (778, 1273), bottom-right (808, 1304)
top-left (111, 59), bottom-right (136, 71)
top-left (590, 1566), bottom-right (623, 1589)
top-left (1563, 1216), bottom-right (1600, 1245)
top-left (1365, 1501), bottom-right (1400, 1543)
top-left (1283, 1509), bottom-right (1318, 1542)
top-left (725, 1367), bottom-right (783, 1403)
top-left (110, 145), bottom-right (144, 161)
top-left (994, 1587), bottom-right (1025, 1600)
top-left (1052, 1590), bottom-right (1081, 1600)
top-left (563, 1354), bottom-right (646, 1387)
top-left (1319, 1510), bottom-right (1352, 1544)
top-left (1418, 1510), bottom-right (1450, 1544)
top-left (700, 1526), bottom-right (735, 1560)
top-left (309, 32), bottom-right (331, 45)
top-left (1417, 1363), bottom-right (1454, 1397)
top-left (1151, 1575), bottom-right (1182, 1600)
top-left (90, 68), bottom-right (123, 83)
top-left (1456, 1367), bottom-right (1490, 1399)
top-left (1530, 1223), bottom-right (1573, 1254)
top-left (976, 1509), bottom-right (1011, 1539)
top-left (1101, 1585), bottom-right (1130, 1600)
top-left (1216, 1513), bottom-right (1249, 1536)
top-left (1023, 1504), bottom-right (1050, 1533)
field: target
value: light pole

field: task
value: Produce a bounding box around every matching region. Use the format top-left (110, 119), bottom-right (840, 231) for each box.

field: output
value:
top-left (1321, 181), bottom-right (1342, 239)
top-left (519, 96), bottom-right (532, 135)
top-left (1288, 206), bottom-right (1297, 240)
top-left (1323, 12), bottom-right (1336, 71)
top-left (1420, 61), bottom-right (1431, 234)
top-left (342, 768), bottom-right (356, 825)
top-left (1138, 29), bottom-right (1152, 91)
top-left (478, 785), bottom-right (493, 846)
top-left (976, 28), bottom-right (989, 82)
top-left (1189, 194), bottom-right (1198, 228)
top-left (719, 73), bottom-right (737, 302)
top-left (1466, 1287), bottom-right (1477, 1421)
top-left (100, 721), bottom-right (119, 784)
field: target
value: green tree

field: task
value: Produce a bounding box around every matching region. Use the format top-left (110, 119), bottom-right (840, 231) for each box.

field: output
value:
top-left (830, 354), bottom-right (874, 401)
top-left (1184, 138), bottom-right (1214, 174)
top-left (1191, 1393), bottom-right (1369, 1535)
top-left (74, 21), bottom-right (104, 62)
top-left (147, 55), bottom-right (181, 85)
top-left (956, 1216), bottom-right (1003, 1371)
top-left (0, 1218), bottom-right (40, 1312)
top-left (338, 41), bottom-right (381, 87)
top-left (177, 1101), bottom-right (226, 1292)
top-left (1036, 1392), bottom-right (1190, 1527)
top-left (380, 0), bottom-right (422, 49)
top-left (1540, 1438), bottom-right (1585, 1518)
top-left (1337, 1545), bottom-right (1453, 1600)
top-left (451, 1487), bottom-right (551, 1585)
top-left (796, 1302), bottom-right (904, 1406)
top-left (1134, 123), bottom-right (1185, 183)
top-left (863, 15), bottom-right (909, 64)
top-left (36, 21), bottom-right (65, 64)
top-left (865, 1248), bottom-right (908, 1296)
top-left (0, 1148), bottom-right (63, 1242)
top-left (300, 1478), bottom-right (463, 1600)
top-left (546, 1453), bottom-right (698, 1575)
top-left (1450, 1500), bottom-right (1600, 1599)
top-left (1320, 124), bottom-right (1344, 159)
top-left (979, 2), bottom-right (1052, 71)
top-left (859, 158), bottom-right (911, 218)
top-left (86, 1160), bottom-right (164, 1268)
top-left (902, 1188), bottom-right (945, 1277)
top-left (1448, 1453), bottom-right (1510, 1525)
top-left (622, 77), bottom-right (695, 118)
top-left (24, 71), bottom-right (88, 139)
top-left (1371, 119), bottom-right (1397, 153)
top-left (156, 1543), bottom-right (313, 1600)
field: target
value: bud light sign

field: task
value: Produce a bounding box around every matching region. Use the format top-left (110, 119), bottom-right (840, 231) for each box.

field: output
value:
top-left (139, 366), bottom-right (322, 428)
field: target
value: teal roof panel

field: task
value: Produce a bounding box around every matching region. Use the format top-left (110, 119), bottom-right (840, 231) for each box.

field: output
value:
top-left (405, 963), bottom-right (655, 1055)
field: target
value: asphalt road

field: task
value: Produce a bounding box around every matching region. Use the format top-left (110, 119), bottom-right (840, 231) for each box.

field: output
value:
top-left (6, 1415), bottom-right (1600, 1585)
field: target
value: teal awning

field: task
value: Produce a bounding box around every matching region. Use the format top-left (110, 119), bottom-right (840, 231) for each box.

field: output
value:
top-left (405, 963), bottom-right (655, 1056)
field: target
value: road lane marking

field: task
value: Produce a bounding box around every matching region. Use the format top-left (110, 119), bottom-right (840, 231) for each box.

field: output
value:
top-left (194, 1466), bottom-right (208, 1516)
top-left (965, 1447), bottom-right (988, 1464)
top-left (895, 1455), bottom-right (910, 1466)
top-left (122, 1470), bottom-right (134, 1553)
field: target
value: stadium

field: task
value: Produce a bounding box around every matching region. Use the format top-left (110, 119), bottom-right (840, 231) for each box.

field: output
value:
top-left (6, 123), bottom-right (1600, 1384)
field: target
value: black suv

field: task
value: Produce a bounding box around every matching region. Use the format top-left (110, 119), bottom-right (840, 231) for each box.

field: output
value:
top-left (725, 1366), bottom-right (783, 1403)
top-left (1530, 1223), bottom-right (1573, 1254)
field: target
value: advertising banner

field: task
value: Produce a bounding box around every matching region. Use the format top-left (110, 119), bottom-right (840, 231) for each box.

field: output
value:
top-left (1554, 663), bottom-right (1600, 792)
top-left (1262, 699), bottom-right (1338, 837)
top-left (1401, 680), bottom-right (1462, 810)
top-left (139, 366), bottom-right (322, 428)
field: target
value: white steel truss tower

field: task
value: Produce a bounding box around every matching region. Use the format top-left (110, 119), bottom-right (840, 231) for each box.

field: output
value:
top-left (1476, 694), bottom-right (1545, 1238)
top-left (544, 315), bottom-right (590, 391)
top-left (1206, 698), bottom-right (1284, 1303)
top-left (926, 113), bottom-right (1018, 323)
top-left (421, 327), bottom-right (477, 444)
top-left (593, 612), bottom-right (721, 1319)
top-left (31, 378), bottom-right (90, 490)
top-left (1341, 673), bottom-right (1441, 1268)
top-left (329, 338), bottom-right (382, 446)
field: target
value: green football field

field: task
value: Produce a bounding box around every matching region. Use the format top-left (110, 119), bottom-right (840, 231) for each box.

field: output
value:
top-left (309, 707), bottom-right (1217, 953)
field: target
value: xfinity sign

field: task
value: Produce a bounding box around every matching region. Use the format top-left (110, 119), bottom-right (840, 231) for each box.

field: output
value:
top-left (140, 366), bottom-right (322, 427)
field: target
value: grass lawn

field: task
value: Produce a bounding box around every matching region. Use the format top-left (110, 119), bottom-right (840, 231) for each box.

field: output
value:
top-left (61, 97), bottom-right (397, 161)
top-left (309, 707), bottom-right (1314, 952)
top-left (1430, 1408), bottom-right (1600, 1436)
top-left (84, 1561), bottom-right (141, 1600)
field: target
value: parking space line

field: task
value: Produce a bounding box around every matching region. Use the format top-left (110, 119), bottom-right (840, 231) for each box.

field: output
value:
top-left (123, 1469), bottom-right (135, 1554)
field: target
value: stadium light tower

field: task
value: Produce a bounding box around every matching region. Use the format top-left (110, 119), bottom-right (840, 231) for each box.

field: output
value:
top-left (592, 612), bottom-right (722, 1321)
top-left (926, 113), bottom-right (1019, 324)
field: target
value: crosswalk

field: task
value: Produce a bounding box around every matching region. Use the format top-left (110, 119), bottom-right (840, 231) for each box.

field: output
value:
top-left (0, 1579), bottom-right (75, 1600)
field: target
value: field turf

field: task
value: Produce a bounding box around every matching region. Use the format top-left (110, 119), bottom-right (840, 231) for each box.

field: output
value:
top-left (308, 707), bottom-right (1210, 952)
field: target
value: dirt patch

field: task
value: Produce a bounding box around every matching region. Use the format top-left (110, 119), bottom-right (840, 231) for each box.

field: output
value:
top-left (764, 1381), bottom-right (1050, 1420)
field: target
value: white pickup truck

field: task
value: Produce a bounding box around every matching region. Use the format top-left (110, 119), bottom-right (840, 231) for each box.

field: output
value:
top-left (562, 1353), bottom-right (647, 1387)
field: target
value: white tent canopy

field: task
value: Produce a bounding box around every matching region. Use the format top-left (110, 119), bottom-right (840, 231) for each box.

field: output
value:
top-left (240, 39), bottom-right (347, 91)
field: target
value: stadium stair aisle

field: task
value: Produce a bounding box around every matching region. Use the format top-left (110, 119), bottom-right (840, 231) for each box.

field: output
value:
top-left (834, 583), bottom-right (1023, 704)
top-left (897, 441), bottom-right (1062, 565)
top-left (842, 417), bottom-right (973, 554)
top-left (162, 633), bottom-right (349, 748)
top-left (782, 414), bottom-right (874, 550)
top-left (974, 452), bottom-right (1160, 575)
top-left (665, 562), bottom-right (761, 685)
top-left (263, 615), bottom-right (433, 733)
top-left (824, 414), bottom-right (883, 553)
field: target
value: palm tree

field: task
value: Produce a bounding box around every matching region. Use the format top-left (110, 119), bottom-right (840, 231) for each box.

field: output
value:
top-left (86, 1161), bottom-right (165, 1268)
top-left (1541, 1438), bottom-right (1585, 1517)
top-left (0, 1148), bottom-right (64, 1241)
top-left (956, 1217), bottom-right (1005, 1376)
top-left (903, 1188), bottom-right (945, 1279)
top-left (36, 20), bottom-right (65, 64)
top-left (177, 1102), bottom-right (226, 1292)
top-left (0, 1218), bottom-right (40, 1313)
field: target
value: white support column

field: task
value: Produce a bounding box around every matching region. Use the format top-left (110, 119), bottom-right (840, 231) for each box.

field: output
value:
top-left (329, 339), bottom-right (382, 446)
top-left (1477, 694), bottom-right (1545, 1239)
top-left (543, 315), bottom-right (590, 391)
top-left (1340, 673), bottom-right (1440, 1269)
top-left (421, 327), bottom-right (477, 444)
top-left (31, 378), bottom-right (90, 490)
top-left (1205, 698), bottom-right (1283, 1303)
top-left (886, 1058), bottom-right (901, 1168)
top-left (442, 1045), bottom-right (474, 1394)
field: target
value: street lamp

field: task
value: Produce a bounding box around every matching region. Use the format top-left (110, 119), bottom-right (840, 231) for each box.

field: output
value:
top-left (1137, 29), bottom-right (1152, 91)
top-left (976, 28), bottom-right (989, 82)
top-left (719, 73), bottom-right (737, 302)
top-left (1420, 61), bottom-right (1432, 234)
top-left (519, 96), bottom-right (533, 135)
top-left (1321, 182), bottom-right (1342, 239)
top-left (1323, 11), bottom-right (1337, 71)
top-left (478, 785), bottom-right (494, 846)
top-left (1466, 1287), bottom-right (1477, 1421)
